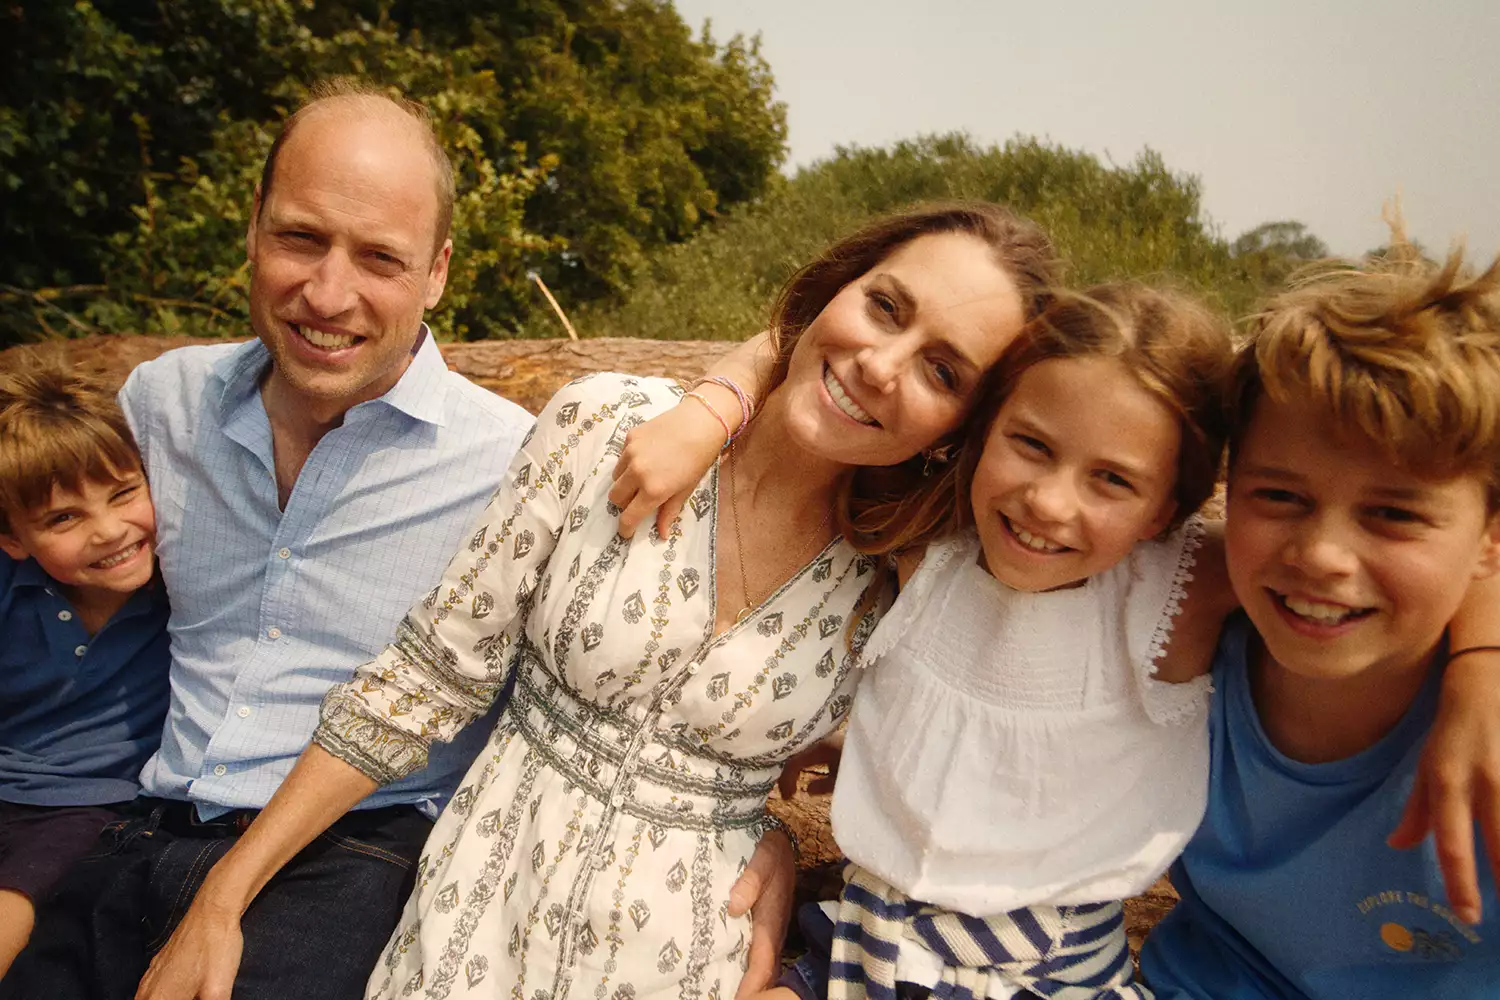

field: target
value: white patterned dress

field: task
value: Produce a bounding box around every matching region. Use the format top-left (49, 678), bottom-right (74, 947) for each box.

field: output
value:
top-left (314, 373), bottom-right (886, 1000)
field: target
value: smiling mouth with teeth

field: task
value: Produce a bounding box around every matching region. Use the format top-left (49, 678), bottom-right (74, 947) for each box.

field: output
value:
top-left (1275, 591), bottom-right (1374, 626)
top-left (92, 540), bottom-right (147, 570)
top-left (293, 324), bottom-right (359, 351)
top-left (822, 365), bottom-right (878, 426)
top-left (1003, 515), bottom-right (1069, 554)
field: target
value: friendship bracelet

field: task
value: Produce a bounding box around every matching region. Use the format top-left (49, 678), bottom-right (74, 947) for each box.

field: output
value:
top-left (712, 375), bottom-right (756, 422)
top-left (1447, 645), bottom-right (1500, 665)
top-left (682, 391), bottom-right (733, 446)
top-left (691, 375), bottom-right (755, 440)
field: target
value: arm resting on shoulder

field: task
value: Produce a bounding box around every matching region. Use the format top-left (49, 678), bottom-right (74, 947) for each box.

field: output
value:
top-left (611, 332), bottom-right (777, 539)
top-left (1390, 572), bottom-right (1500, 925)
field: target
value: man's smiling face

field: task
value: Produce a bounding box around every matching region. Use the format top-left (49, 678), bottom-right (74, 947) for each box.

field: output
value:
top-left (246, 98), bottom-right (451, 422)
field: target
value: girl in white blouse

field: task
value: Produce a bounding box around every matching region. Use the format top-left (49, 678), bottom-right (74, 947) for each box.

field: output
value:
top-left (801, 284), bottom-right (1233, 1000)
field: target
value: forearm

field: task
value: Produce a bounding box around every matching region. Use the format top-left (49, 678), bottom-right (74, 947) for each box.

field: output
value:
top-left (1449, 573), bottom-right (1500, 655)
top-left (693, 331), bottom-right (776, 438)
top-left (195, 744), bottom-right (377, 916)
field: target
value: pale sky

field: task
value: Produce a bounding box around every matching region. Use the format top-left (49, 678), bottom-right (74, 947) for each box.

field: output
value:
top-left (673, 0), bottom-right (1500, 259)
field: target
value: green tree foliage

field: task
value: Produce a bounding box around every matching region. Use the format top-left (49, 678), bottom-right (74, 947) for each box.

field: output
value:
top-left (582, 134), bottom-right (1323, 340)
top-left (1230, 220), bottom-right (1331, 290)
top-left (0, 0), bottom-right (786, 345)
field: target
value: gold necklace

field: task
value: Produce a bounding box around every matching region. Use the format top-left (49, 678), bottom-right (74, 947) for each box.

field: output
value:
top-left (726, 441), bottom-right (834, 623)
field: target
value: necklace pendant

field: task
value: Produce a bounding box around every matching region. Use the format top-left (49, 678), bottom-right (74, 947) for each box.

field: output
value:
top-left (735, 606), bottom-right (752, 624)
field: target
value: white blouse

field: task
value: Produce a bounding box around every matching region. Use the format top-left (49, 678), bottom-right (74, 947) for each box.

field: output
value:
top-left (830, 522), bottom-right (1212, 917)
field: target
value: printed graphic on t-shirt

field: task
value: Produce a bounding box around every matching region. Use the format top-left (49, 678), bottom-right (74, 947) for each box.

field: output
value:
top-left (1356, 888), bottom-right (1482, 962)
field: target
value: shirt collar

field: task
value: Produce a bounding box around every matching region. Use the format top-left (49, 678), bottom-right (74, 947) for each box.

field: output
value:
top-left (5, 555), bottom-right (53, 595)
top-left (210, 324), bottom-right (449, 428)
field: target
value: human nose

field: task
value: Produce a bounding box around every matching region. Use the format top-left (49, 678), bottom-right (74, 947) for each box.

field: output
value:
top-left (1024, 470), bottom-right (1077, 524)
top-left (854, 337), bottom-right (916, 395)
top-left (1282, 514), bottom-right (1359, 579)
top-left (301, 248), bottom-right (359, 317)
top-left (88, 509), bottom-right (131, 547)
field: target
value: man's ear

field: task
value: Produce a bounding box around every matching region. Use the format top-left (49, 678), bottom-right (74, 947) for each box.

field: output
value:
top-left (1474, 512), bottom-right (1500, 581)
top-left (423, 239), bottom-right (453, 311)
top-left (0, 531), bottom-right (30, 562)
top-left (246, 186), bottom-right (263, 261)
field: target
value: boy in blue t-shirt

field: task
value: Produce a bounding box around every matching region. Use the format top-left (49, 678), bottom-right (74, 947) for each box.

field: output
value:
top-left (0, 349), bottom-right (170, 975)
top-left (1141, 230), bottom-right (1500, 997)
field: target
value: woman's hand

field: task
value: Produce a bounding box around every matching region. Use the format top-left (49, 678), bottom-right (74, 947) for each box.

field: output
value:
top-left (728, 828), bottom-right (797, 998)
top-left (1388, 647), bottom-right (1500, 925)
top-left (609, 388), bottom-right (734, 540)
top-left (610, 331), bottom-right (775, 541)
top-left (135, 883), bottom-right (245, 1000)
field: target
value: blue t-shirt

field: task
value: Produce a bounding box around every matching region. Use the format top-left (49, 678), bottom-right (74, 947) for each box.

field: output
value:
top-left (0, 552), bottom-right (171, 805)
top-left (1140, 614), bottom-right (1500, 999)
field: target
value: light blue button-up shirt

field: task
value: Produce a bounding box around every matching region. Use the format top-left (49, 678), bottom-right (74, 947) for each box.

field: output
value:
top-left (119, 332), bottom-right (533, 818)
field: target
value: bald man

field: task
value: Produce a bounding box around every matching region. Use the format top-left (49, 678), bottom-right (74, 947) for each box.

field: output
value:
top-left (0, 82), bottom-right (535, 998)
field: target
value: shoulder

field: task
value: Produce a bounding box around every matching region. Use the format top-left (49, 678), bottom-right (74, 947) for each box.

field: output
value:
top-left (122, 341), bottom-right (250, 395)
top-left (435, 368), bottom-right (535, 440)
top-left (530, 373), bottom-right (682, 446)
top-left (119, 341), bottom-right (260, 429)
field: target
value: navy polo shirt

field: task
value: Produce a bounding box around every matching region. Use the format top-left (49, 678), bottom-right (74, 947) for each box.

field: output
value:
top-left (0, 552), bottom-right (171, 805)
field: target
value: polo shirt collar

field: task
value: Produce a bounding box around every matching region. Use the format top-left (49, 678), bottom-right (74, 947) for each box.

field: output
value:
top-left (210, 324), bottom-right (449, 428)
top-left (6, 555), bottom-right (52, 595)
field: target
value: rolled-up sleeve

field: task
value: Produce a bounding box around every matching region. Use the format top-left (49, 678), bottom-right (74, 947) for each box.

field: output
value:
top-left (314, 375), bottom-right (614, 784)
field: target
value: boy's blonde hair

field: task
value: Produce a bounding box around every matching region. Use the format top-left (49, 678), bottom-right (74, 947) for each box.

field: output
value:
top-left (844, 282), bottom-right (1233, 556)
top-left (1229, 222), bottom-right (1500, 510)
top-left (0, 348), bottom-right (142, 533)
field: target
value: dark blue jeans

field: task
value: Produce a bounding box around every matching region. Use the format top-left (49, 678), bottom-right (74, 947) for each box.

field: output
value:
top-left (0, 798), bottom-right (431, 1000)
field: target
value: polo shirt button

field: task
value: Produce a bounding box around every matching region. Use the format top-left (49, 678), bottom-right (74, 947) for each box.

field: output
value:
top-left (58, 609), bottom-right (74, 622)
top-left (237, 706), bottom-right (251, 718)
top-left (74, 644), bottom-right (88, 657)
top-left (213, 764), bottom-right (228, 777)
top-left (278, 547), bottom-right (291, 559)
top-left (267, 626), bottom-right (282, 640)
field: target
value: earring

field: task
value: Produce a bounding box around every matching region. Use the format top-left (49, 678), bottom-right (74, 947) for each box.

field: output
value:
top-left (921, 443), bottom-right (955, 477)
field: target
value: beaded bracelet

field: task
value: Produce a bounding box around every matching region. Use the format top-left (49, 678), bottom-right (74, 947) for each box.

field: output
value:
top-left (691, 375), bottom-right (755, 440)
top-left (682, 390), bottom-right (732, 444)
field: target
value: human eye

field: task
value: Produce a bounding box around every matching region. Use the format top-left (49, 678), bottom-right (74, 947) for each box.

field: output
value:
top-left (280, 230), bottom-right (321, 251)
top-left (929, 358), bottom-right (959, 391)
top-left (866, 289), bottom-right (898, 321)
top-left (1009, 433), bottom-right (1049, 456)
top-left (111, 483), bottom-right (142, 503)
top-left (45, 511), bottom-right (79, 529)
top-left (1097, 469), bottom-right (1137, 493)
top-left (1249, 487), bottom-right (1304, 507)
top-left (367, 249), bottom-right (407, 272)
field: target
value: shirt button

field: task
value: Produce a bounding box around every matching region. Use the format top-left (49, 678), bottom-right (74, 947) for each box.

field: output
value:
top-left (687, 663), bottom-right (700, 675)
top-left (74, 644), bottom-right (88, 657)
top-left (278, 547), bottom-right (291, 559)
top-left (58, 609), bottom-right (74, 622)
top-left (267, 626), bottom-right (282, 640)
top-left (237, 706), bottom-right (252, 718)
top-left (213, 764), bottom-right (228, 777)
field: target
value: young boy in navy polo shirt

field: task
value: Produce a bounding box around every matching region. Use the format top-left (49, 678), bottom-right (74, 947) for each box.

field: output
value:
top-left (1140, 232), bottom-right (1500, 997)
top-left (0, 350), bottom-right (170, 976)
